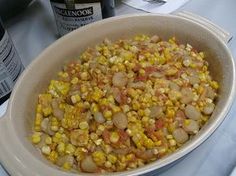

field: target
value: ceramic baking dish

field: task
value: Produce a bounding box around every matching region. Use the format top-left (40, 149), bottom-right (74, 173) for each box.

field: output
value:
top-left (0, 12), bottom-right (235, 176)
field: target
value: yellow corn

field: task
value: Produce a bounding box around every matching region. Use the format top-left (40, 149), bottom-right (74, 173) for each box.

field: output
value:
top-left (103, 110), bottom-right (112, 120)
top-left (110, 132), bottom-right (120, 143)
top-left (108, 154), bottom-right (117, 164)
top-left (62, 162), bottom-right (72, 170)
top-left (92, 151), bottom-right (106, 166)
top-left (45, 136), bottom-right (52, 145)
top-left (57, 142), bottom-right (66, 153)
top-left (32, 133), bottom-right (41, 144)
top-left (79, 121), bottom-right (89, 130)
top-left (48, 151), bottom-right (58, 163)
top-left (65, 144), bottom-right (76, 155)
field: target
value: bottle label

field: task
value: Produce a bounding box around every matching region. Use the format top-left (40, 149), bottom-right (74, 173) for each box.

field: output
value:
top-left (0, 31), bottom-right (23, 98)
top-left (51, 2), bottom-right (103, 36)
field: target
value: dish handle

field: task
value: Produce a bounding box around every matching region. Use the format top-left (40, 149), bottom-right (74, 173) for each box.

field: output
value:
top-left (174, 11), bottom-right (232, 44)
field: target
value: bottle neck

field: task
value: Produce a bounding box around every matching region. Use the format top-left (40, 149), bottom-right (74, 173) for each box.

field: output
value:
top-left (0, 20), bottom-right (5, 39)
top-left (50, 0), bottom-right (101, 3)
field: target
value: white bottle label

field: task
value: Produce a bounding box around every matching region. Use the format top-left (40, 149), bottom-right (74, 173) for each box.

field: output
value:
top-left (51, 2), bottom-right (103, 36)
top-left (0, 31), bottom-right (23, 98)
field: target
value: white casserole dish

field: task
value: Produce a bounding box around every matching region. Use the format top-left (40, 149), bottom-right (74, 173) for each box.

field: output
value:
top-left (0, 12), bottom-right (235, 176)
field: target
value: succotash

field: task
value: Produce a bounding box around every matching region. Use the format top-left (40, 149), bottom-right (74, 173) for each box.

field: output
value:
top-left (31, 35), bottom-right (219, 173)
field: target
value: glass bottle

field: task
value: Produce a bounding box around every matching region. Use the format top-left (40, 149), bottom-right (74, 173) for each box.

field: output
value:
top-left (0, 19), bottom-right (24, 105)
top-left (50, 0), bottom-right (115, 36)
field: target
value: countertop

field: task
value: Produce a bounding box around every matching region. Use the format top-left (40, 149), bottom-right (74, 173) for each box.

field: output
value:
top-left (1, 0), bottom-right (236, 175)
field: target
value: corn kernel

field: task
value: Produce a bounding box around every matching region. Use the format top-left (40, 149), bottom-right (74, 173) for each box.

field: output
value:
top-left (90, 133), bottom-right (98, 140)
top-left (184, 119), bottom-right (190, 126)
top-left (142, 116), bottom-right (149, 122)
top-left (34, 125), bottom-right (41, 132)
top-left (91, 103), bottom-right (99, 113)
top-left (166, 108), bottom-right (175, 118)
top-left (126, 129), bottom-right (132, 136)
top-left (210, 81), bottom-right (219, 89)
top-left (94, 139), bottom-right (103, 145)
top-left (105, 161), bottom-right (112, 168)
top-left (98, 125), bottom-right (105, 132)
top-left (155, 140), bottom-right (162, 146)
top-left (48, 151), bottom-right (58, 163)
top-left (169, 139), bottom-right (176, 146)
top-left (166, 135), bottom-right (173, 139)
top-left (92, 88), bottom-right (103, 102)
top-left (35, 113), bottom-right (42, 125)
top-left (71, 94), bottom-right (81, 104)
top-left (107, 95), bottom-right (115, 103)
top-left (92, 151), bottom-right (106, 166)
top-left (144, 138), bottom-right (154, 149)
top-left (57, 142), bottom-right (65, 153)
top-left (80, 85), bottom-right (87, 93)
top-left (32, 133), bottom-right (41, 144)
top-left (159, 147), bottom-right (166, 154)
top-left (122, 105), bottom-right (130, 113)
top-left (42, 107), bottom-right (52, 116)
top-left (108, 154), bottom-right (117, 164)
top-left (79, 121), bottom-right (89, 130)
top-left (139, 69), bottom-right (146, 76)
top-left (62, 162), bottom-right (72, 170)
top-left (36, 104), bottom-right (42, 113)
top-left (80, 72), bottom-right (89, 80)
top-left (112, 105), bottom-right (121, 113)
top-left (110, 132), bottom-right (120, 143)
top-left (45, 136), bottom-right (52, 145)
top-left (137, 109), bottom-right (144, 116)
top-left (103, 110), bottom-right (112, 119)
top-left (144, 108), bottom-right (151, 116)
top-left (65, 144), bottom-right (76, 155)
top-left (41, 145), bottom-right (51, 155)
top-left (71, 77), bottom-right (79, 84)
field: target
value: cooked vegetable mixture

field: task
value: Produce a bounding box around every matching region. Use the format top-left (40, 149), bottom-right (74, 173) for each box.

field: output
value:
top-left (31, 35), bottom-right (219, 173)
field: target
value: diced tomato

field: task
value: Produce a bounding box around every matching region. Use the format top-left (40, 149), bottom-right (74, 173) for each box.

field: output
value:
top-left (135, 75), bottom-right (147, 81)
top-left (120, 91), bottom-right (127, 105)
top-left (102, 130), bottom-right (110, 144)
top-left (133, 64), bottom-right (141, 72)
top-left (155, 119), bottom-right (164, 129)
top-left (144, 66), bottom-right (158, 74)
top-left (118, 130), bottom-right (129, 142)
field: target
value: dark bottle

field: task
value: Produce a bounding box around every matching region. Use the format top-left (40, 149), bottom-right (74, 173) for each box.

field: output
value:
top-left (50, 0), bottom-right (115, 36)
top-left (0, 19), bottom-right (24, 105)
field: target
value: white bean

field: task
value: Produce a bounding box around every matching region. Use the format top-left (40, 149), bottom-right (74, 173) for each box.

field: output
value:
top-left (41, 118), bottom-right (54, 135)
top-left (81, 156), bottom-right (97, 173)
top-left (173, 128), bottom-right (189, 144)
top-left (128, 82), bottom-right (146, 89)
top-left (206, 87), bottom-right (216, 99)
top-left (180, 87), bottom-right (194, 104)
top-left (185, 105), bottom-right (201, 120)
top-left (203, 103), bottom-right (215, 115)
top-left (169, 82), bottom-right (180, 91)
top-left (189, 75), bottom-right (200, 85)
top-left (149, 105), bottom-right (163, 119)
top-left (112, 112), bottom-right (128, 129)
top-left (94, 112), bottom-right (105, 123)
top-left (149, 72), bottom-right (163, 78)
top-left (56, 155), bottom-right (74, 167)
top-left (150, 35), bottom-right (160, 43)
top-left (183, 119), bottom-right (199, 134)
top-left (112, 72), bottom-right (128, 87)
top-left (52, 99), bottom-right (64, 119)
top-left (41, 118), bottom-right (49, 132)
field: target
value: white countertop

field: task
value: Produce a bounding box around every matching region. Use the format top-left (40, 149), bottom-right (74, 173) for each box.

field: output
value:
top-left (1, 0), bottom-right (236, 175)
